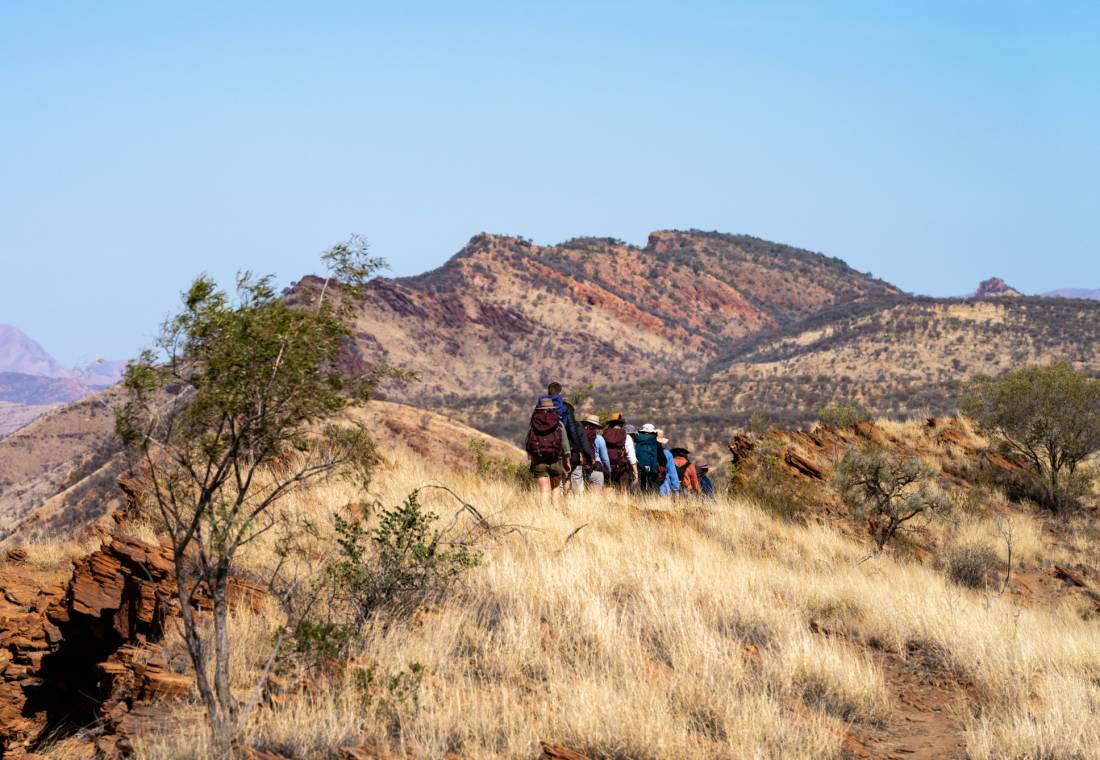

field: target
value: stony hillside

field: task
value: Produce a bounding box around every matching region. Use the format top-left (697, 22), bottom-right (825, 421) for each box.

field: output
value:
top-left (0, 327), bottom-right (125, 436)
top-left (0, 402), bottom-right (55, 438)
top-left (0, 395), bottom-right (522, 546)
top-left (2, 415), bottom-right (1098, 759)
top-left (319, 230), bottom-right (899, 399)
top-left (435, 296), bottom-right (1100, 468)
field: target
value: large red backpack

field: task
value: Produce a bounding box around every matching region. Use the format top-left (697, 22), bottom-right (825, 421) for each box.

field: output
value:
top-left (603, 426), bottom-right (628, 474)
top-left (526, 408), bottom-right (563, 462)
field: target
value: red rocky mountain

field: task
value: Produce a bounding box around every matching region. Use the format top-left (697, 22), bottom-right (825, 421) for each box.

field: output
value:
top-left (975, 277), bottom-right (1022, 298)
top-left (310, 230), bottom-right (900, 400)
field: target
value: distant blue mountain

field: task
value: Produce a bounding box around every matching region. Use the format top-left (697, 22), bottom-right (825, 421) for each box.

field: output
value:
top-left (1043, 288), bottom-right (1100, 300)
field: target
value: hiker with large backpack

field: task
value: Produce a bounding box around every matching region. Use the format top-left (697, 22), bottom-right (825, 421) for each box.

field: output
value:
top-left (671, 446), bottom-right (701, 496)
top-left (634, 423), bottom-right (664, 493)
top-left (538, 382), bottom-right (595, 495)
top-left (580, 414), bottom-right (611, 489)
top-left (526, 397), bottom-right (571, 507)
top-left (657, 433), bottom-right (681, 496)
top-left (602, 412), bottom-right (637, 490)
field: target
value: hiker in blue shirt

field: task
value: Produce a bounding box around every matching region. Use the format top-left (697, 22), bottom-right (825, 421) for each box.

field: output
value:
top-left (658, 434), bottom-right (681, 496)
top-left (580, 414), bottom-right (611, 489)
top-left (698, 463), bottom-right (716, 499)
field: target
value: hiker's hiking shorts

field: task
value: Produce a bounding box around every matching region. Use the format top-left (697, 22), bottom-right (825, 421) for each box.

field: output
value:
top-left (530, 460), bottom-right (564, 478)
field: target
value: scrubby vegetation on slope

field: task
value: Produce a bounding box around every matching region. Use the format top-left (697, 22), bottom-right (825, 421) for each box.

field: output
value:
top-left (16, 420), bottom-right (1098, 760)
top-left (440, 297), bottom-right (1100, 469)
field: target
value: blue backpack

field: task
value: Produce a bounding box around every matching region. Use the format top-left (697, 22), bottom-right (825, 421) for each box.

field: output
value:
top-left (537, 394), bottom-right (573, 429)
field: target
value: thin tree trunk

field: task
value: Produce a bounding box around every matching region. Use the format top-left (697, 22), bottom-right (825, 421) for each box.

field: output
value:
top-left (212, 571), bottom-right (237, 736)
top-left (174, 554), bottom-right (219, 733)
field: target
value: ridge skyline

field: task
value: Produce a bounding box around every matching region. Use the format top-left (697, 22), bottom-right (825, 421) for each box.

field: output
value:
top-left (3, 228), bottom-right (1098, 368)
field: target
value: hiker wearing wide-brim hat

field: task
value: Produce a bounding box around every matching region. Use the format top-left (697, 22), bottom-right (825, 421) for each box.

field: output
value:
top-left (633, 422), bottom-right (664, 493)
top-left (671, 447), bottom-right (702, 496)
top-left (696, 461), bottom-right (716, 500)
top-left (526, 396), bottom-right (571, 508)
top-left (579, 414), bottom-right (611, 490)
top-left (600, 412), bottom-right (638, 489)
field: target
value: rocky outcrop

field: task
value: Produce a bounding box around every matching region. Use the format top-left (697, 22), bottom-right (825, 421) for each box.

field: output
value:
top-left (727, 417), bottom-right (1028, 524)
top-left (975, 277), bottom-right (1022, 298)
top-left (0, 535), bottom-right (187, 757)
top-left (0, 552), bottom-right (67, 756)
top-left (0, 528), bottom-right (273, 757)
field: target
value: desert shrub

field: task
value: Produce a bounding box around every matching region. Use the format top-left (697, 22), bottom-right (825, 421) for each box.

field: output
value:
top-left (114, 237), bottom-right (388, 750)
top-left (468, 438), bottom-right (530, 485)
top-left (296, 490), bottom-right (478, 662)
top-left (946, 541), bottom-right (999, 589)
top-left (835, 448), bottom-right (951, 550)
top-left (817, 402), bottom-right (871, 428)
top-left (961, 363), bottom-right (1100, 512)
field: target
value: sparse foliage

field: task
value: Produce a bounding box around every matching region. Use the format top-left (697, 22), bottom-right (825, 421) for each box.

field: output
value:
top-left (297, 490), bottom-right (478, 665)
top-left (960, 363), bottom-right (1100, 512)
top-left (468, 438), bottom-right (530, 485)
top-left (945, 541), bottom-right (999, 589)
top-left (817, 402), bottom-right (871, 429)
top-left (835, 448), bottom-right (951, 550)
top-left (115, 238), bottom-right (388, 750)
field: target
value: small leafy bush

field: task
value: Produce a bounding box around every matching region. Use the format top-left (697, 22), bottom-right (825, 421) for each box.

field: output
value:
top-left (835, 448), bottom-right (951, 550)
top-left (817, 402), bottom-right (872, 428)
top-left (295, 490), bottom-right (479, 664)
top-left (945, 541), bottom-right (999, 589)
top-left (469, 438), bottom-right (531, 486)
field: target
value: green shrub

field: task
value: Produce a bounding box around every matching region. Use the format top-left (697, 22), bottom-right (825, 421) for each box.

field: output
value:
top-left (961, 363), bottom-right (1100, 512)
top-left (817, 402), bottom-right (872, 428)
top-left (835, 448), bottom-right (951, 550)
top-left (296, 490), bottom-right (479, 664)
top-left (469, 438), bottom-right (531, 485)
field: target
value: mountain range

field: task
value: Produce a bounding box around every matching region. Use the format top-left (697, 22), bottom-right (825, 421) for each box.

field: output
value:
top-left (1, 229), bottom-right (1098, 495)
top-left (1044, 287), bottom-right (1100, 300)
top-left (0, 325), bottom-right (125, 435)
top-left (293, 231), bottom-right (1100, 465)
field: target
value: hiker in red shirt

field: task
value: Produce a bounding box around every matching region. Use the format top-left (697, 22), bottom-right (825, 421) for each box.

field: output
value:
top-left (671, 447), bottom-right (701, 496)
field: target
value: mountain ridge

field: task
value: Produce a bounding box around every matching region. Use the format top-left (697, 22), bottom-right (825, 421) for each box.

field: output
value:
top-left (312, 229), bottom-right (901, 400)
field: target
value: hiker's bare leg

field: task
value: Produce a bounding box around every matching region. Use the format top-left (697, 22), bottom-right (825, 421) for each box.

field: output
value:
top-left (550, 475), bottom-right (563, 508)
top-left (536, 475), bottom-right (552, 505)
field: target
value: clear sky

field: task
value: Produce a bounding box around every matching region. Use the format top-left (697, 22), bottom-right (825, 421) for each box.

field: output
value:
top-left (2, 1), bottom-right (1097, 365)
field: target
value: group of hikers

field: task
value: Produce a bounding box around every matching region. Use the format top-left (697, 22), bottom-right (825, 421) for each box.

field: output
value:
top-left (526, 382), bottom-right (715, 507)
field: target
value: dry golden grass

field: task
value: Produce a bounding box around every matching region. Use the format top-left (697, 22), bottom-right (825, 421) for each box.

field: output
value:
top-left (91, 437), bottom-right (1100, 759)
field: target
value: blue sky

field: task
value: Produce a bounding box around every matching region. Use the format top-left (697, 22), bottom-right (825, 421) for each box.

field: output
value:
top-left (2, 1), bottom-right (1097, 365)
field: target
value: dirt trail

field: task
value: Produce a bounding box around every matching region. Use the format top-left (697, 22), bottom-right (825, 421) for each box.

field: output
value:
top-left (849, 646), bottom-right (971, 759)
